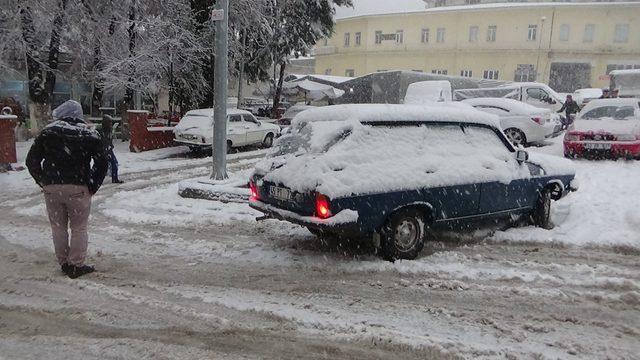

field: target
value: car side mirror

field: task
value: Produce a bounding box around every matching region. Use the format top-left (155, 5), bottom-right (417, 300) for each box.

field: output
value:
top-left (516, 149), bottom-right (529, 163)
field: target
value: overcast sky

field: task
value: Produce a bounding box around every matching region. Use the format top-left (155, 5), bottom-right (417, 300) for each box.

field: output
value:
top-left (335, 0), bottom-right (427, 19)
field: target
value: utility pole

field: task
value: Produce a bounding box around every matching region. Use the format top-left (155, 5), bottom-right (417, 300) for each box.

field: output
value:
top-left (211, 1), bottom-right (229, 180)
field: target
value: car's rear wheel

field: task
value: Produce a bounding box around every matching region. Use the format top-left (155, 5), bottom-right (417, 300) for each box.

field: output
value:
top-left (531, 188), bottom-right (552, 229)
top-left (504, 128), bottom-right (527, 147)
top-left (262, 133), bottom-right (274, 148)
top-left (381, 208), bottom-right (427, 261)
top-left (226, 140), bottom-right (233, 154)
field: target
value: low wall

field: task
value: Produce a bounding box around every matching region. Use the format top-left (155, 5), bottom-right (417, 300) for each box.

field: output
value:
top-left (128, 110), bottom-right (176, 153)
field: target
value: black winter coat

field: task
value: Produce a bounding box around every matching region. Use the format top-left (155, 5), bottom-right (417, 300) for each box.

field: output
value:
top-left (26, 118), bottom-right (109, 194)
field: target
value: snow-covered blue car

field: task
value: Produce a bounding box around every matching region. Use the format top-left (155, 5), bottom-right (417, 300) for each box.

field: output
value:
top-left (249, 104), bottom-right (577, 260)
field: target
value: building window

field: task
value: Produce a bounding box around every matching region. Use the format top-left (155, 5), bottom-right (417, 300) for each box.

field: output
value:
top-left (345, 69), bottom-right (355, 77)
top-left (559, 24), bottom-right (570, 42)
top-left (421, 28), bottom-right (430, 43)
top-left (614, 24), bottom-right (629, 43)
top-left (465, 0), bottom-right (480, 4)
top-left (344, 32), bottom-right (350, 47)
top-left (583, 24), bottom-right (595, 43)
top-left (324, 68), bottom-right (332, 75)
top-left (515, 64), bottom-right (536, 82)
top-left (460, 70), bottom-right (473, 77)
top-left (437, 28), bottom-right (445, 43)
top-left (396, 30), bottom-right (404, 44)
top-left (483, 70), bottom-right (499, 80)
top-left (431, 69), bottom-right (448, 75)
top-left (355, 32), bottom-right (361, 46)
top-left (434, 0), bottom-right (446, 7)
top-left (375, 30), bottom-right (382, 44)
top-left (469, 26), bottom-right (478, 42)
top-left (487, 25), bottom-right (497, 42)
top-left (527, 25), bottom-right (537, 41)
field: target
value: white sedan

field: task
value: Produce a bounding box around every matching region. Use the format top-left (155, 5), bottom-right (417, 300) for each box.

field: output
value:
top-left (174, 108), bottom-right (281, 152)
top-left (462, 98), bottom-right (562, 146)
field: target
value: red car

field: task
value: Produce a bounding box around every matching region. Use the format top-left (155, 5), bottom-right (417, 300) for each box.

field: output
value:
top-left (564, 98), bottom-right (640, 159)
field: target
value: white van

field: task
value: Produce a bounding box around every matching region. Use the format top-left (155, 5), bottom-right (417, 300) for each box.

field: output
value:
top-left (404, 81), bottom-right (452, 104)
top-left (453, 82), bottom-right (565, 112)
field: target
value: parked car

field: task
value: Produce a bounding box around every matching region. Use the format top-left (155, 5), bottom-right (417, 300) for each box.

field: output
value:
top-left (454, 82), bottom-right (565, 112)
top-left (174, 108), bottom-right (281, 152)
top-left (275, 104), bottom-right (316, 130)
top-left (250, 104), bottom-right (576, 260)
top-left (240, 97), bottom-right (271, 116)
top-left (564, 98), bottom-right (640, 159)
top-left (462, 98), bottom-right (563, 146)
top-left (573, 88), bottom-right (603, 106)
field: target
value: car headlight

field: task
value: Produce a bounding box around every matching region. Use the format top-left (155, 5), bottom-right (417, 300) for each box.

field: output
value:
top-left (616, 134), bottom-right (637, 141)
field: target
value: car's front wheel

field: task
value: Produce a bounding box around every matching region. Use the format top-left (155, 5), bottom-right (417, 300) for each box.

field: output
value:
top-left (381, 208), bottom-right (427, 261)
top-left (262, 133), bottom-right (274, 148)
top-left (531, 188), bottom-right (552, 229)
top-left (504, 128), bottom-right (527, 147)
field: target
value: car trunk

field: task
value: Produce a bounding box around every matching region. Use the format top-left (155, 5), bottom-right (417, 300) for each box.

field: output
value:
top-left (255, 177), bottom-right (316, 216)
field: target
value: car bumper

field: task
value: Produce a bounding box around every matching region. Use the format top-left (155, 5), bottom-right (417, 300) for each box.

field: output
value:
top-left (564, 141), bottom-right (640, 159)
top-left (174, 139), bottom-right (211, 147)
top-left (249, 199), bottom-right (360, 234)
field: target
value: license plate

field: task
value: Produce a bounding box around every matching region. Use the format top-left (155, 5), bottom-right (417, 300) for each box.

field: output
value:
top-left (269, 186), bottom-right (292, 201)
top-left (584, 143), bottom-right (611, 150)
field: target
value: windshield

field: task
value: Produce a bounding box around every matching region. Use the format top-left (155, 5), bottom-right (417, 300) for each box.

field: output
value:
top-left (580, 105), bottom-right (638, 120)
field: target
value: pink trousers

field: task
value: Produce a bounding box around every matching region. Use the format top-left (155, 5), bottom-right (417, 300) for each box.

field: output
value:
top-left (43, 184), bottom-right (92, 266)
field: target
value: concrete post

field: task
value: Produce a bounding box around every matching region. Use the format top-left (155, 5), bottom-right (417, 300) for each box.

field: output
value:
top-left (211, 0), bottom-right (229, 180)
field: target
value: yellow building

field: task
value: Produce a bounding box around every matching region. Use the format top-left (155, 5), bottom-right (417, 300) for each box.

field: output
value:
top-left (315, 2), bottom-right (640, 92)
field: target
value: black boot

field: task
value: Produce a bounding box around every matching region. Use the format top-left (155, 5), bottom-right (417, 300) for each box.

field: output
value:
top-left (61, 263), bottom-right (72, 275)
top-left (68, 264), bottom-right (95, 279)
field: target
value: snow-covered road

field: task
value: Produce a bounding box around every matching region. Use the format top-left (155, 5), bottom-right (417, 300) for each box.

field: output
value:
top-left (0, 138), bottom-right (638, 359)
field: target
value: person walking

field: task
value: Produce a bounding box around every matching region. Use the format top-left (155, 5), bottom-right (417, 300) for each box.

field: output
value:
top-left (102, 115), bottom-right (123, 184)
top-left (557, 94), bottom-right (580, 129)
top-left (26, 100), bottom-right (108, 279)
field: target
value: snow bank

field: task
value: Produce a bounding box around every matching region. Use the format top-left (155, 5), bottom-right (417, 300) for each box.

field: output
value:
top-left (494, 138), bottom-right (640, 249)
top-left (100, 183), bottom-right (260, 227)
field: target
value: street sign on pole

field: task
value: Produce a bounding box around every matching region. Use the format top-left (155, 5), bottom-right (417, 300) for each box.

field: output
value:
top-left (211, 0), bottom-right (229, 180)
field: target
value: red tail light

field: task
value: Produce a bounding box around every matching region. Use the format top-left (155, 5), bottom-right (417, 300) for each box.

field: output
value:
top-left (249, 181), bottom-right (259, 201)
top-left (531, 117), bottom-right (544, 125)
top-left (315, 193), bottom-right (332, 219)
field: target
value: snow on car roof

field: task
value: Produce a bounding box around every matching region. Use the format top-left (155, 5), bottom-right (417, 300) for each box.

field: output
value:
top-left (184, 108), bottom-right (252, 117)
top-left (292, 104), bottom-right (500, 128)
top-left (462, 98), bottom-right (550, 115)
